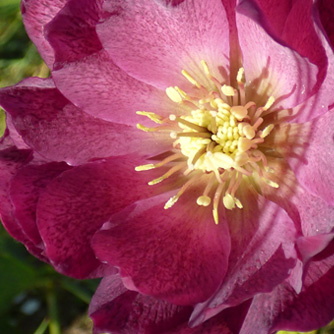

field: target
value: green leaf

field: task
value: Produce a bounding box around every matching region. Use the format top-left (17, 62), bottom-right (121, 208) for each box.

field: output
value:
top-left (0, 253), bottom-right (38, 314)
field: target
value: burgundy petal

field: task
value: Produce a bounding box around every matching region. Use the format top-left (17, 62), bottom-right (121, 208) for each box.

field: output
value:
top-left (240, 240), bottom-right (334, 333)
top-left (89, 274), bottom-right (193, 334)
top-left (191, 185), bottom-right (297, 325)
top-left (36, 155), bottom-right (168, 278)
top-left (9, 162), bottom-right (71, 246)
top-left (93, 191), bottom-right (231, 306)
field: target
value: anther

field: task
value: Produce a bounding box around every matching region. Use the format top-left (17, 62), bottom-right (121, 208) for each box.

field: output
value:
top-left (136, 111), bottom-right (164, 124)
top-left (223, 193), bottom-right (236, 210)
top-left (197, 195), bottom-right (211, 206)
top-left (263, 96), bottom-right (275, 111)
top-left (221, 85), bottom-right (235, 97)
top-left (166, 87), bottom-right (183, 103)
top-left (182, 70), bottom-right (201, 88)
top-left (230, 106), bottom-right (248, 121)
top-left (260, 124), bottom-right (275, 138)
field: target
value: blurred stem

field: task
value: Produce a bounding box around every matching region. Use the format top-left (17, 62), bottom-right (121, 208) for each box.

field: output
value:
top-left (33, 318), bottom-right (49, 334)
top-left (61, 280), bottom-right (92, 304)
top-left (47, 287), bottom-right (61, 334)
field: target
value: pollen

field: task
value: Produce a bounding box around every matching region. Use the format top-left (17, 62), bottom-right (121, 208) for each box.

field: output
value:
top-left (135, 61), bottom-right (279, 224)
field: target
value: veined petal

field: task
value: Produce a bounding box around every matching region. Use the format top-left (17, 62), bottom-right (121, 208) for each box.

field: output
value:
top-left (236, 1), bottom-right (318, 110)
top-left (45, 0), bottom-right (103, 66)
top-left (97, 0), bottom-right (230, 90)
top-left (21, 0), bottom-right (67, 67)
top-left (89, 274), bottom-right (193, 334)
top-left (9, 162), bottom-right (71, 246)
top-left (0, 77), bottom-right (170, 165)
top-left (191, 186), bottom-right (297, 326)
top-left (240, 240), bottom-right (334, 333)
top-left (52, 51), bottom-right (184, 125)
top-left (36, 155), bottom-right (169, 278)
top-left (92, 191), bottom-right (231, 306)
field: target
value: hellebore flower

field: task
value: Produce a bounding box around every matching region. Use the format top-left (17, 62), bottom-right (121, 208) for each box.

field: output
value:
top-left (1, 0), bottom-right (334, 333)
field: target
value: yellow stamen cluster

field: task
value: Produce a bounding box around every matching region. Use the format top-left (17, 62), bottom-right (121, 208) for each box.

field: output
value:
top-left (135, 61), bottom-right (278, 224)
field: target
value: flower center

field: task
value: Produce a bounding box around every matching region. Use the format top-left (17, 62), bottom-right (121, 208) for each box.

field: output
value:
top-left (136, 61), bottom-right (279, 224)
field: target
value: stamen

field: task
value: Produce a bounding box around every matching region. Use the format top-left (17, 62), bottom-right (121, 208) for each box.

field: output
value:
top-left (137, 124), bottom-right (159, 132)
top-left (191, 146), bottom-right (207, 167)
top-left (197, 195), bottom-right (211, 206)
top-left (177, 132), bottom-right (212, 139)
top-left (230, 106), bottom-right (248, 121)
top-left (148, 163), bottom-right (185, 185)
top-left (223, 193), bottom-right (236, 210)
top-left (213, 183), bottom-right (224, 224)
top-left (136, 111), bottom-right (164, 124)
top-left (260, 124), bottom-right (275, 138)
top-left (263, 178), bottom-right (279, 188)
top-left (169, 115), bottom-right (209, 132)
top-left (166, 87), bottom-right (183, 103)
top-left (135, 164), bottom-right (155, 171)
top-left (164, 176), bottom-right (200, 209)
top-left (237, 67), bottom-right (245, 83)
top-left (263, 96), bottom-right (275, 111)
top-left (201, 60), bottom-right (211, 77)
top-left (182, 70), bottom-right (201, 88)
top-left (221, 84), bottom-right (235, 97)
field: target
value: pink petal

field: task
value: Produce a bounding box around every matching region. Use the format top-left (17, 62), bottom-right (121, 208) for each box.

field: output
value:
top-left (191, 186), bottom-right (297, 326)
top-left (92, 191), bottom-right (231, 306)
top-left (240, 240), bottom-right (334, 333)
top-left (52, 51), bottom-right (183, 125)
top-left (97, 0), bottom-right (230, 89)
top-left (89, 274), bottom-right (193, 334)
top-left (36, 155), bottom-right (166, 278)
top-left (0, 77), bottom-right (169, 165)
top-left (289, 111), bottom-right (334, 206)
top-left (45, 0), bottom-right (103, 65)
top-left (21, 0), bottom-right (67, 67)
top-left (236, 1), bottom-right (318, 110)
top-left (252, 156), bottom-right (334, 238)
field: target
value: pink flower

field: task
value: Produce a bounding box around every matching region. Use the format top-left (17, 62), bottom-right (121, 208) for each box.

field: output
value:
top-left (1, 0), bottom-right (334, 333)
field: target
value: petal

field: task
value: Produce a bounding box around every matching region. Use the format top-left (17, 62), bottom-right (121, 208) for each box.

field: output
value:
top-left (244, 0), bottom-right (293, 37)
top-left (240, 240), bottom-right (334, 333)
top-left (236, 1), bottom-right (318, 109)
top-left (21, 0), bottom-right (67, 67)
top-left (318, 0), bottom-right (334, 50)
top-left (45, 0), bottom-right (103, 65)
top-left (0, 77), bottom-right (170, 165)
top-left (89, 274), bottom-right (193, 334)
top-left (283, 111), bottom-right (334, 206)
top-left (51, 51), bottom-right (184, 125)
top-left (97, 0), bottom-right (230, 89)
top-left (252, 156), bottom-right (334, 237)
top-left (36, 155), bottom-right (167, 278)
top-left (92, 191), bottom-right (231, 306)
top-left (0, 137), bottom-right (46, 259)
top-left (191, 185), bottom-right (297, 326)
top-left (9, 162), bottom-right (71, 246)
